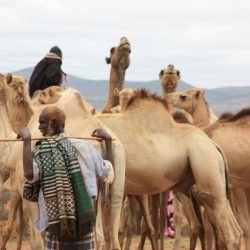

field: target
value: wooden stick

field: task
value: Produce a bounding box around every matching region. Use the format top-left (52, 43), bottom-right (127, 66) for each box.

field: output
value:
top-left (0, 136), bottom-right (115, 142)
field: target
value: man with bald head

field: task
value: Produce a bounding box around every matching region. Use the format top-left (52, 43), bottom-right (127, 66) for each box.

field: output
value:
top-left (18, 106), bottom-right (113, 250)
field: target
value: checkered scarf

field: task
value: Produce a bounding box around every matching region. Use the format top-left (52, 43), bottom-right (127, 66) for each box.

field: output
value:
top-left (32, 135), bottom-right (95, 239)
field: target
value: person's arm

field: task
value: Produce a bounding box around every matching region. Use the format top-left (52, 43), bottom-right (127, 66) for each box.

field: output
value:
top-left (17, 128), bottom-right (33, 181)
top-left (91, 128), bottom-right (113, 163)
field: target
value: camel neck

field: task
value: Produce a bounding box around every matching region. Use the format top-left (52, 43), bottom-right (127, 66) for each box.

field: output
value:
top-left (191, 98), bottom-right (210, 127)
top-left (0, 102), bottom-right (16, 165)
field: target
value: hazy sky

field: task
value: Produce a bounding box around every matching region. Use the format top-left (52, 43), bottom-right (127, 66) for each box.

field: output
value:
top-left (1, 0), bottom-right (250, 88)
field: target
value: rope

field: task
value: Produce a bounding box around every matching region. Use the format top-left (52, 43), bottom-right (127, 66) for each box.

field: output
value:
top-left (0, 136), bottom-right (116, 142)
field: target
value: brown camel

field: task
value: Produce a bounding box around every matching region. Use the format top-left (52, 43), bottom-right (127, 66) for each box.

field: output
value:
top-left (159, 64), bottom-right (180, 95)
top-left (167, 88), bottom-right (250, 249)
top-left (102, 37), bottom-right (131, 113)
top-left (204, 108), bottom-right (250, 250)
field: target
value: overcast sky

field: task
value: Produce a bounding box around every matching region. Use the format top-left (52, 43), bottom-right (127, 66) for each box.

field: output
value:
top-left (1, 0), bottom-right (250, 88)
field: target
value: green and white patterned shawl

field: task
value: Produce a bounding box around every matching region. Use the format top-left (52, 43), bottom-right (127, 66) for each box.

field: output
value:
top-left (32, 134), bottom-right (95, 239)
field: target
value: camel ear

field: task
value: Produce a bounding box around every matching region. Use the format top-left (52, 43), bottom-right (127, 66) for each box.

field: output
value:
top-left (114, 88), bottom-right (120, 97)
top-left (176, 70), bottom-right (181, 80)
top-left (49, 89), bottom-right (54, 96)
top-left (110, 47), bottom-right (115, 54)
top-left (159, 70), bottom-right (164, 79)
top-left (195, 89), bottom-right (205, 98)
top-left (195, 90), bottom-right (202, 98)
top-left (105, 57), bottom-right (111, 64)
top-left (0, 74), bottom-right (7, 92)
top-left (6, 73), bottom-right (13, 84)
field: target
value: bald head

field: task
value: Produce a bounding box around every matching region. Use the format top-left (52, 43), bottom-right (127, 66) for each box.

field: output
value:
top-left (39, 106), bottom-right (65, 136)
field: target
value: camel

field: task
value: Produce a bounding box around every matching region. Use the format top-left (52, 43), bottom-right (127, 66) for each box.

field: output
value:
top-left (102, 37), bottom-right (131, 113)
top-left (159, 64), bottom-right (180, 95)
top-left (0, 73), bottom-right (41, 250)
top-left (28, 86), bottom-right (244, 249)
top-left (1, 84), bottom-right (126, 250)
top-left (95, 88), bottom-right (242, 249)
top-left (203, 108), bottom-right (250, 250)
top-left (159, 67), bottom-right (202, 249)
top-left (167, 88), bottom-right (218, 127)
top-left (167, 88), bottom-right (250, 249)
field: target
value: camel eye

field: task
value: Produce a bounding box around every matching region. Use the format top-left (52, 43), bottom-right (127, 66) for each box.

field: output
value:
top-left (180, 95), bottom-right (187, 101)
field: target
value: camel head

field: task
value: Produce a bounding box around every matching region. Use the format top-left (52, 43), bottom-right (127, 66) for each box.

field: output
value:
top-left (114, 87), bottom-right (135, 111)
top-left (32, 86), bottom-right (97, 115)
top-left (37, 86), bottom-right (63, 104)
top-left (159, 64), bottom-right (180, 95)
top-left (0, 73), bottom-right (33, 133)
top-left (105, 37), bottom-right (131, 88)
top-left (166, 88), bottom-right (205, 113)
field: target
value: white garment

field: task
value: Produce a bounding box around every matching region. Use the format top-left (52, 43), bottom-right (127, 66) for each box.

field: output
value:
top-left (31, 138), bottom-right (111, 232)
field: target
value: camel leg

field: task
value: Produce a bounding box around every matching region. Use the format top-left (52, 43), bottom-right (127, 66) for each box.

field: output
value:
top-left (136, 195), bottom-right (157, 250)
top-left (138, 217), bottom-right (147, 250)
top-left (118, 196), bottom-right (127, 248)
top-left (1, 190), bottom-right (22, 250)
top-left (108, 143), bottom-right (125, 250)
top-left (189, 146), bottom-right (242, 250)
top-left (175, 192), bottom-right (201, 250)
top-left (151, 193), bottom-right (160, 250)
top-left (172, 194), bottom-right (183, 250)
top-left (200, 207), bottom-right (215, 250)
top-left (19, 199), bottom-right (44, 250)
top-left (95, 190), bottom-right (105, 250)
top-left (159, 191), bottom-right (167, 250)
top-left (15, 202), bottom-right (24, 250)
top-left (124, 195), bottom-right (137, 250)
top-left (233, 187), bottom-right (250, 250)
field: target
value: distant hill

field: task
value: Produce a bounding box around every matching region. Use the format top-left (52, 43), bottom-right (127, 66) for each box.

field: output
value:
top-left (13, 67), bottom-right (250, 115)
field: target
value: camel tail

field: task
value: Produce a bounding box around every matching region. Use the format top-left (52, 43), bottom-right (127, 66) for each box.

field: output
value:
top-left (211, 140), bottom-right (237, 214)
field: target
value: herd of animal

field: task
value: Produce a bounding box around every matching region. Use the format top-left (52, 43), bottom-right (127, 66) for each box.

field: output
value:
top-left (0, 37), bottom-right (249, 250)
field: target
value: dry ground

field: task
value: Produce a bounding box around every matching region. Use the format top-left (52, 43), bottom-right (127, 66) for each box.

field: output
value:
top-left (5, 236), bottom-right (198, 250)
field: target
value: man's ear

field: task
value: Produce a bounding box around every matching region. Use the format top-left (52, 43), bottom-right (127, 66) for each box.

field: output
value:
top-left (114, 88), bottom-right (120, 97)
top-left (50, 119), bottom-right (58, 131)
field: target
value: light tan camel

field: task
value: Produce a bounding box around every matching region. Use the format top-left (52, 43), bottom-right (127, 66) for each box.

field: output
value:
top-left (0, 73), bottom-right (41, 250)
top-left (204, 108), bottom-right (250, 250)
top-left (102, 37), bottom-right (131, 113)
top-left (28, 86), bottom-right (244, 249)
top-left (6, 87), bottom-right (126, 250)
top-left (167, 88), bottom-right (250, 249)
top-left (33, 86), bottom-right (159, 250)
top-left (159, 64), bottom-right (180, 95)
top-left (167, 88), bottom-right (217, 127)
top-left (0, 73), bottom-right (34, 248)
top-left (166, 88), bottom-right (219, 249)
top-left (95, 88), bottom-right (242, 249)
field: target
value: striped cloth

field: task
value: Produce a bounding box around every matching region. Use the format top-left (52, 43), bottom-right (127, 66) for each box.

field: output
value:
top-left (32, 134), bottom-right (95, 239)
top-left (45, 230), bottom-right (94, 250)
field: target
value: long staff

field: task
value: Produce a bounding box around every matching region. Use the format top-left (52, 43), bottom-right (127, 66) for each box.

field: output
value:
top-left (0, 136), bottom-right (115, 142)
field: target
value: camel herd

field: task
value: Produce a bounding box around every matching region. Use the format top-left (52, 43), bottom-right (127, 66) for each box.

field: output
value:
top-left (0, 37), bottom-right (249, 250)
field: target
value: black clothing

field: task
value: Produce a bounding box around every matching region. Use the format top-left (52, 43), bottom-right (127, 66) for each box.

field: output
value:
top-left (29, 56), bottom-right (62, 97)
